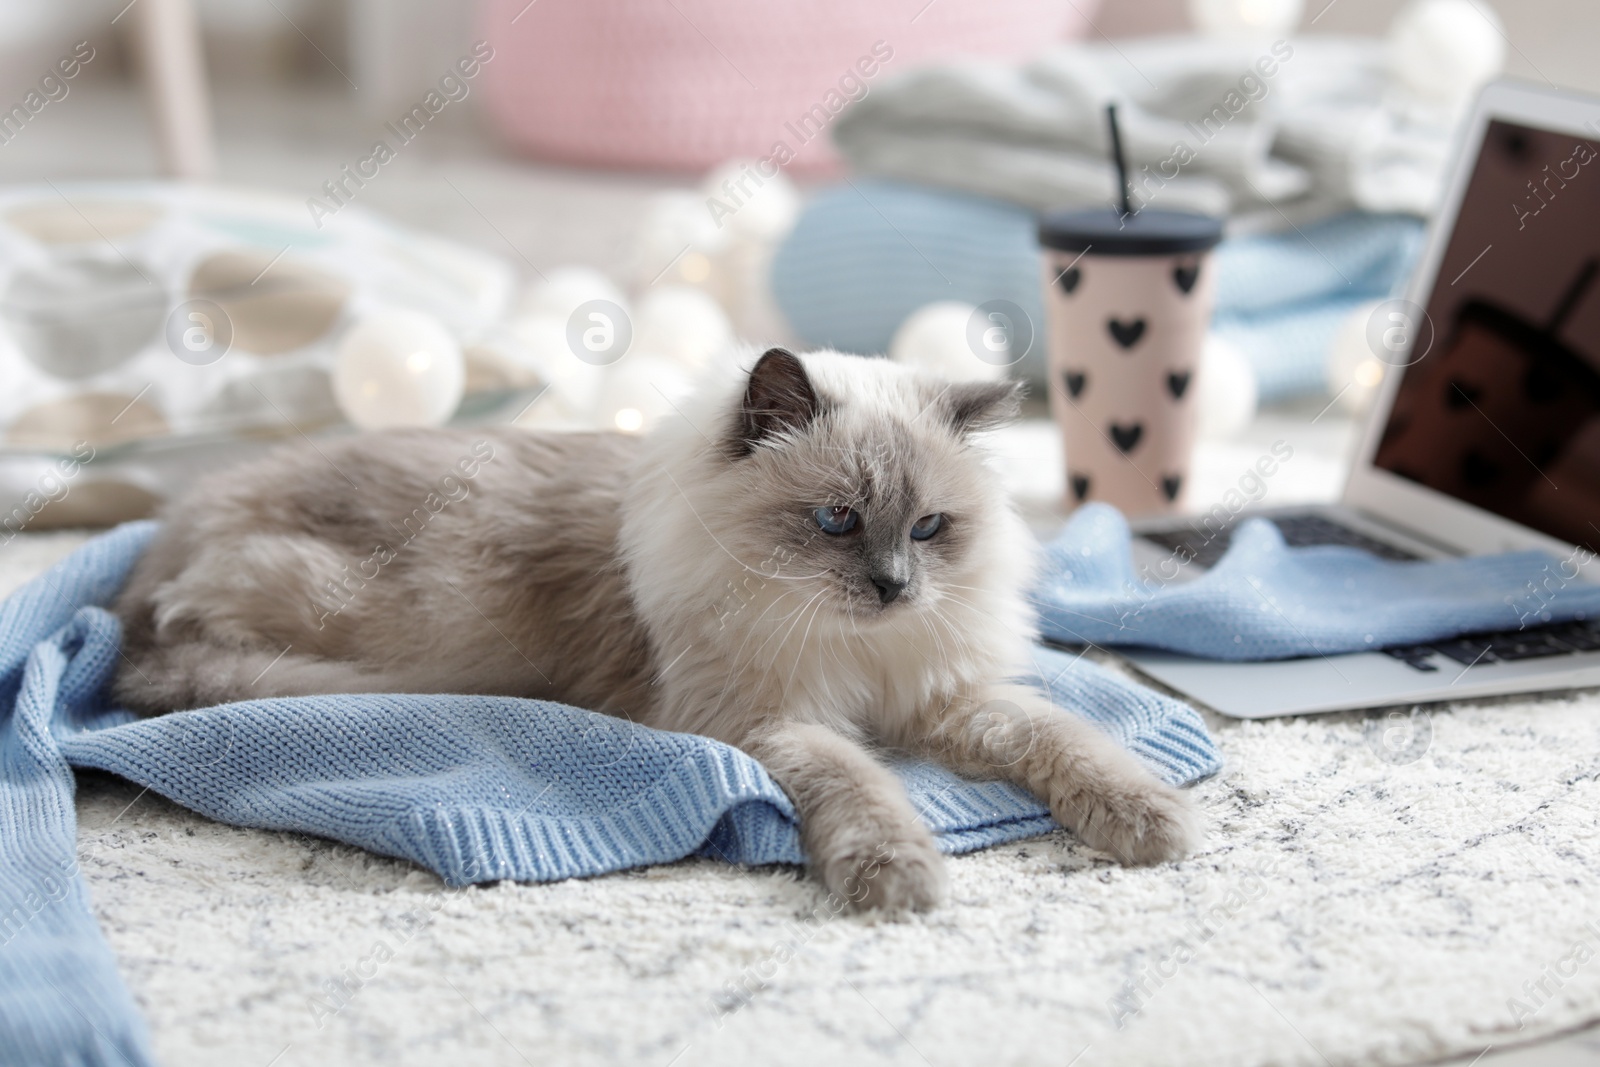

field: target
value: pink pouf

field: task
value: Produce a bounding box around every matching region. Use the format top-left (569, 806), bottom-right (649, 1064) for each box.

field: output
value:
top-left (478, 0), bottom-right (1098, 173)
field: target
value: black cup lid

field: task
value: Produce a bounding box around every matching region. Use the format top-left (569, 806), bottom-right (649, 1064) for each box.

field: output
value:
top-left (1039, 207), bottom-right (1224, 256)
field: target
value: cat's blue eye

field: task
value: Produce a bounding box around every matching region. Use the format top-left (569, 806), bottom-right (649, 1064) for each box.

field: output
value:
top-left (910, 513), bottom-right (943, 541)
top-left (813, 506), bottom-right (859, 535)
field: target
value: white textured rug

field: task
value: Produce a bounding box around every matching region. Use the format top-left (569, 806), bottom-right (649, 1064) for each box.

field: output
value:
top-left (11, 529), bottom-right (1600, 1067)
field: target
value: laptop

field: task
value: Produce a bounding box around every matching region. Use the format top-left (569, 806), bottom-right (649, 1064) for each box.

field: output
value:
top-left (1096, 78), bottom-right (1600, 719)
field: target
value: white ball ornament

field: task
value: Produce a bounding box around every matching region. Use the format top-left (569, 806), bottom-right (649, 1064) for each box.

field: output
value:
top-left (1388, 0), bottom-right (1506, 110)
top-left (701, 160), bottom-right (802, 243)
top-left (1189, 0), bottom-right (1304, 39)
top-left (890, 301), bottom-right (1007, 381)
top-left (634, 286), bottom-right (734, 372)
top-left (508, 313), bottom-right (606, 425)
top-left (333, 309), bottom-right (464, 429)
top-left (518, 266), bottom-right (627, 322)
top-left (1325, 299), bottom-right (1389, 417)
top-left (1196, 333), bottom-right (1258, 440)
top-left (593, 354), bottom-right (694, 435)
top-left (633, 192), bottom-right (729, 288)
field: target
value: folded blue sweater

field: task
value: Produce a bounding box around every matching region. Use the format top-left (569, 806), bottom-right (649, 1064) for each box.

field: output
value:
top-left (0, 521), bottom-right (1221, 1067)
top-left (769, 180), bottom-right (1425, 399)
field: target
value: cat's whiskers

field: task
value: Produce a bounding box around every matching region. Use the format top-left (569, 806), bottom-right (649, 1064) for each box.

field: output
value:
top-left (781, 588), bottom-right (837, 696)
top-left (717, 584), bottom-right (826, 711)
top-left (757, 569), bottom-right (830, 582)
top-left (749, 587), bottom-right (830, 705)
top-left (705, 584), bottom-right (815, 716)
top-left (823, 620), bottom-right (854, 675)
top-left (935, 589), bottom-right (1014, 639)
top-left (938, 587), bottom-right (1018, 626)
top-left (767, 588), bottom-right (828, 665)
top-left (739, 584), bottom-right (826, 664)
top-left (911, 612), bottom-right (951, 675)
top-left (933, 590), bottom-right (1032, 669)
top-left (662, 469), bottom-right (785, 580)
top-left (944, 582), bottom-right (1019, 596)
top-left (916, 603), bottom-right (972, 671)
top-left (909, 586), bottom-right (990, 656)
top-left (930, 609), bottom-right (985, 676)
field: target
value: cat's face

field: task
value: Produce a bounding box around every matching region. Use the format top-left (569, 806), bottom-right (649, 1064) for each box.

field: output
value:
top-left (721, 349), bottom-right (1020, 622)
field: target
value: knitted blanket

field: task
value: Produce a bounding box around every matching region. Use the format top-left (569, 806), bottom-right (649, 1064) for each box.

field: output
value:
top-left (0, 521), bottom-right (1220, 1067)
top-left (1033, 504), bottom-right (1600, 659)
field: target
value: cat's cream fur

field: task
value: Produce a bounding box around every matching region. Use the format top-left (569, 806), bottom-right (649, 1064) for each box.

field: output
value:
top-left (114, 348), bottom-right (1200, 909)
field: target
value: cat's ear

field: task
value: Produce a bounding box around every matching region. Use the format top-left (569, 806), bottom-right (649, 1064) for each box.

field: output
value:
top-left (732, 347), bottom-right (821, 456)
top-left (940, 379), bottom-right (1023, 436)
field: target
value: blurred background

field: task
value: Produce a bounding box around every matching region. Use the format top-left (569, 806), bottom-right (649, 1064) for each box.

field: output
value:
top-left (0, 0), bottom-right (1592, 532)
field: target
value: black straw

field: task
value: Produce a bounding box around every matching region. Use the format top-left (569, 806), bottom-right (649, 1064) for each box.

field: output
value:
top-left (1105, 103), bottom-right (1133, 218)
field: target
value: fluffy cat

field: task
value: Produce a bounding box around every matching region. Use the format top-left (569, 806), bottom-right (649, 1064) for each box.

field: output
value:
top-left (113, 347), bottom-right (1200, 909)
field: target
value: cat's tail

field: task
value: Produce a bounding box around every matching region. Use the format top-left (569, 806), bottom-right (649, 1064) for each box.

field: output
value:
top-left (113, 640), bottom-right (415, 716)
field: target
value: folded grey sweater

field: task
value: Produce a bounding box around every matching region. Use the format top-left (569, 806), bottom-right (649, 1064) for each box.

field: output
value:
top-left (833, 35), bottom-right (1458, 220)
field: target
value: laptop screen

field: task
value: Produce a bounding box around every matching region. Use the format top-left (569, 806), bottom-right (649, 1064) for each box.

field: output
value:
top-left (1373, 118), bottom-right (1600, 554)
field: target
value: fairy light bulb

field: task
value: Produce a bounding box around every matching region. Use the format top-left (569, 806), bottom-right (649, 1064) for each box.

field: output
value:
top-left (333, 308), bottom-right (465, 429)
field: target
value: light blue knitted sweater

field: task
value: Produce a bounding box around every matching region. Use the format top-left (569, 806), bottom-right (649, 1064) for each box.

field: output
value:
top-left (1033, 504), bottom-right (1600, 658)
top-left (0, 522), bottom-right (1220, 1066)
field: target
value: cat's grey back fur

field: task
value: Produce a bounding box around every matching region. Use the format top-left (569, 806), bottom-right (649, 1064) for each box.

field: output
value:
top-left (115, 428), bottom-right (658, 717)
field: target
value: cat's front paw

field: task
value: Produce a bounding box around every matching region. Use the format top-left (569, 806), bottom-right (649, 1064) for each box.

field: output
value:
top-left (1054, 779), bottom-right (1202, 866)
top-left (815, 829), bottom-right (947, 913)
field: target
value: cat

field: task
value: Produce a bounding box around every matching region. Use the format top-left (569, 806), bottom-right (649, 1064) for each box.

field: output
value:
top-left (113, 347), bottom-right (1200, 910)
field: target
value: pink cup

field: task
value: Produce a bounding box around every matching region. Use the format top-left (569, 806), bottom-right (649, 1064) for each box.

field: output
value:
top-left (1039, 208), bottom-right (1224, 516)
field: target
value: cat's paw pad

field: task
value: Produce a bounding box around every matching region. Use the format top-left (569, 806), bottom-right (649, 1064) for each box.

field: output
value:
top-left (1058, 781), bottom-right (1202, 866)
top-left (818, 834), bottom-right (947, 913)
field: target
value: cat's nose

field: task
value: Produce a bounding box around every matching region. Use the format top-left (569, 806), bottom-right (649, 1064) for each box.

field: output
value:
top-left (870, 575), bottom-right (906, 604)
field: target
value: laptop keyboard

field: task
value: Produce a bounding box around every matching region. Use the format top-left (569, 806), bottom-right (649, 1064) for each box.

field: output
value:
top-left (1140, 512), bottom-right (1600, 675)
top-left (1383, 618), bottom-right (1600, 672)
top-left (1140, 513), bottom-right (1421, 571)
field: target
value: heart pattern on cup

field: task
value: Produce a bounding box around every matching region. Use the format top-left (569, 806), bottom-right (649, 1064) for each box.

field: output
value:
top-left (1063, 370), bottom-right (1087, 398)
top-left (1070, 473), bottom-right (1091, 501)
top-left (1057, 266), bottom-right (1082, 294)
top-left (1172, 262), bottom-right (1201, 294)
top-left (1107, 318), bottom-right (1146, 349)
top-left (1109, 422), bottom-right (1143, 453)
top-left (1166, 371), bottom-right (1191, 400)
top-left (1161, 475), bottom-right (1183, 501)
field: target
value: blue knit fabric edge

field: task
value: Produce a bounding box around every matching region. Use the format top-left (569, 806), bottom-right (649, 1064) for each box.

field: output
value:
top-left (0, 523), bottom-right (157, 1067)
top-left (0, 520), bottom-right (1220, 1066)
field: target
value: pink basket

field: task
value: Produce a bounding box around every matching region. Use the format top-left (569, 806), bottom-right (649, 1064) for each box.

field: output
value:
top-left (479, 0), bottom-right (1098, 173)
